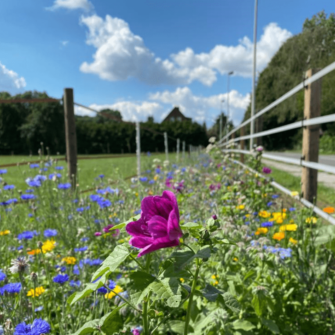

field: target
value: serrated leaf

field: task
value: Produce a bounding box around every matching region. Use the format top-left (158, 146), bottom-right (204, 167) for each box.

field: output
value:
top-left (169, 250), bottom-right (196, 270)
top-left (233, 320), bottom-right (255, 331)
top-left (68, 273), bottom-right (107, 306)
top-left (261, 319), bottom-right (280, 334)
top-left (129, 271), bottom-right (155, 291)
top-left (92, 245), bottom-right (129, 281)
top-left (135, 278), bottom-right (181, 308)
top-left (221, 292), bottom-right (241, 314)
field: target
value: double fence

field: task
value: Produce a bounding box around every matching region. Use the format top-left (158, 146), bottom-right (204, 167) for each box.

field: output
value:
top-left (216, 61), bottom-right (335, 225)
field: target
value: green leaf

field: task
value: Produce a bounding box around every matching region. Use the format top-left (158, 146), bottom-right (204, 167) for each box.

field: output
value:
top-left (169, 250), bottom-right (196, 270)
top-left (221, 292), bottom-right (241, 314)
top-left (251, 290), bottom-right (266, 317)
top-left (196, 246), bottom-right (211, 259)
top-left (108, 223), bottom-right (126, 231)
top-left (135, 278), bottom-right (181, 308)
top-left (314, 225), bottom-right (335, 246)
top-left (261, 319), bottom-right (280, 334)
top-left (232, 320), bottom-right (256, 331)
top-left (129, 271), bottom-right (156, 291)
top-left (161, 321), bottom-right (194, 334)
top-left (161, 264), bottom-right (191, 279)
top-left (68, 273), bottom-right (108, 306)
top-left (69, 319), bottom-right (99, 335)
top-left (92, 245), bottom-right (129, 281)
top-left (181, 222), bottom-right (203, 229)
top-left (100, 305), bottom-right (124, 335)
top-left (201, 284), bottom-right (223, 302)
top-left (194, 308), bottom-right (227, 335)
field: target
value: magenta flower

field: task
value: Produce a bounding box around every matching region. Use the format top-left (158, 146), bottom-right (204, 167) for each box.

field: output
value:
top-left (103, 224), bottom-right (113, 233)
top-left (94, 232), bottom-right (102, 236)
top-left (126, 190), bottom-right (183, 257)
top-left (173, 180), bottom-right (185, 193)
top-left (165, 179), bottom-right (173, 189)
top-left (209, 184), bottom-right (216, 191)
top-left (262, 167), bottom-right (272, 174)
top-left (102, 224), bottom-right (120, 238)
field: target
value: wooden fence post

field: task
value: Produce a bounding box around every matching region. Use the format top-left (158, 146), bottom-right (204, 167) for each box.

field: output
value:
top-left (240, 127), bottom-right (245, 163)
top-left (182, 141), bottom-right (186, 161)
top-left (63, 88), bottom-right (77, 186)
top-left (164, 132), bottom-right (169, 161)
top-left (136, 122), bottom-right (141, 178)
top-left (176, 138), bottom-right (180, 162)
top-left (301, 69), bottom-right (321, 203)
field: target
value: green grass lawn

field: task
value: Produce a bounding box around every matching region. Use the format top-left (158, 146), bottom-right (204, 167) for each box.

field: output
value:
top-left (268, 165), bottom-right (335, 208)
top-left (0, 153), bottom-right (171, 190)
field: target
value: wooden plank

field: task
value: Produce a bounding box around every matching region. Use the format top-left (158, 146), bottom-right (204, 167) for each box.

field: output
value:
top-left (301, 69), bottom-right (322, 202)
top-left (64, 88), bottom-right (77, 186)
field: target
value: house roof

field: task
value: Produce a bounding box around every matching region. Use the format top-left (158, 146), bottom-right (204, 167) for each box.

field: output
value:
top-left (162, 107), bottom-right (191, 122)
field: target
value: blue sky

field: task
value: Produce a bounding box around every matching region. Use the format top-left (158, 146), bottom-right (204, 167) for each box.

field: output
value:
top-left (0, 0), bottom-right (334, 126)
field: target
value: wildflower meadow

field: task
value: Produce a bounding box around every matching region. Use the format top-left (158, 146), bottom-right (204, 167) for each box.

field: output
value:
top-left (1, 140), bottom-right (335, 335)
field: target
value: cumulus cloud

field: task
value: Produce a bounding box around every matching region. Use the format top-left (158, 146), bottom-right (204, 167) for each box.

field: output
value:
top-left (75, 87), bottom-right (249, 126)
top-left (47, 0), bottom-right (93, 11)
top-left (0, 62), bottom-right (26, 94)
top-left (80, 14), bottom-right (292, 86)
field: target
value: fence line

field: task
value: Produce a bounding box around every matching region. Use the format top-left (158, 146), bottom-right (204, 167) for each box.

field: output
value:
top-left (218, 60), bottom-right (335, 144)
top-left (230, 158), bottom-right (335, 226)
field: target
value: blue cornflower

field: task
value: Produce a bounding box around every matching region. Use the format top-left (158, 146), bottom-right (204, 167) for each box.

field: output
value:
top-left (81, 237), bottom-right (89, 242)
top-left (30, 164), bottom-right (39, 168)
top-left (116, 200), bottom-right (124, 205)
top-left (76, 207), bottom-right (87, 212)
top-left (147, 152), bottom-right (151, 156)
top-left (155, 168), bottom-right (161, 174)
top-left (35, 306), bottom-right (44, 312)
top-left (0, 282), bottom-right (22, 295)
top-left (17, 246), bottom-right (23, 251)
top-left (0, 270), bottom-right (6, 281)
top-left (18, 231), bottom-right (37, 240)
top-left (55, 166), bottom-right (63, 170)
top-left (94, 219), bottom-right (103, 224)
top-left (69, 280), bottom-right (81, 288)
top-left (44, 229), bottom-right (57, 238)
top-left (261, 221), bottom-right (274, 228)
top-left (272, 194), bottom-right (279, 199)
top-left (267, 201), bottom-right (273, 207)
top-left (289, 207), bottom-right (296, 212)
top-left (134, 209), bottom-right (141, 215)
top-left (97, 287), bottom-right (108, 294)
top-left (139, 177), bottom-right (148, 182)
top-left (74, 246), bottom-right (88, 253)
top-left (53, 274), bottom-right (69, 285)
top-left (21, 194), bottom-right (36, 201)
top-left (90, 194), bottom-right (103, 202)
top-left (0, 169), bottom-right (7, 174)
top-left (25, 189), bottom-right (34, 193)
top-left (49, 173), bottom-right (61, 180)
top-left (73, 265), bottom-right (80, 275)
top-left (148, 180), bottom-right (155, 184)
top-left (27, 180), bottom-right (41, 188)
top-left (72, 199), bottom-right (78, 203)
top-left (146, 169), bottom-right (151, 174)
top-left (3, 185), bottom-right (15, 190)
top-left (28, 213), bottom-right (34, 217)
top-left (97, 199), bottom-right (111, 208)
top-left (99, 174), bottom-right (104, 178)
top-left (116, 274), bottom-right (122, 280)
top-left (57, 183), bottom-right (71, 190)
top-left (34, 175), bottom-right (46, 183)
top-left (14, 318), bottom-right (51, 335)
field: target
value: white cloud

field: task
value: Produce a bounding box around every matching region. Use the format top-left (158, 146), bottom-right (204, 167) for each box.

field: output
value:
top-left (0, 62), bottom-right (26, 94)
top-left (74, 87), bottom-right (249, 126)
top-left (80, 14), bottom-right (292, 85)
top-left (47, 0), bottom-right (93, 11)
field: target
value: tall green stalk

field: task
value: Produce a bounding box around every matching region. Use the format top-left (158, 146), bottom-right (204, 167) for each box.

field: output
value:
top-left (184, 259), bottom-right (201, 335)
top-left (143, 253), bottom-right (152, 335)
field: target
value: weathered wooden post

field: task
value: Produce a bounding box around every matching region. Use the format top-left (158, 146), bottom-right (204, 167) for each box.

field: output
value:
top-left (240, 126), bottom-right (245, 163)
top-left (182, 141), bottom-right (186, 161)
top-left (136, 122), bottom-right (141, 178)
top-left (164, 132), bottom-right (169, 161)
top-left (176, 138), bottom-right (180, 162)
top-left (301, 69), bottom-right (321, 203)
top-left (63, 88), bottom-right (77, 186)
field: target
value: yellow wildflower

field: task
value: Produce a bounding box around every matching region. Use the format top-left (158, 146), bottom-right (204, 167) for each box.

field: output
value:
top-left (42, 239), bottom-right (56, 253)
top-left (153, 175), bottom-right (159, 181)
top-left (237, 205), bottom-right (245, 210)
top-left (245, 170), bottom-right (249, 174)
top-left (135, 192), bottom-right (139, 197)
top-left (306, 217), bottom-right (317, 224)
top-left (259, 211), bottom-right (271, 218)
top-left (105, 285), bottom-right (123, 299)
top-left (289, 237), bottom-right (298, 245)
top-left (27, 286), bottom-right (45, 298)
top-left (273, 232), bottom-right (285, 241)
top-left (255, 227), bottom-right (268, 235)
top-left (148, 190), bottom-right (153, 195)
top-left (279, 224), bottom-right (297, 232)
top-left (180, 278), bottom-right (185, 283)
top-left (245, 214), bottom-right (250, 218)
top-left (27, 249), bottom-right (41, 256)
top-left (62, 257), bottom-right (77, 265)
top-left (211, 274), bottom-right (218, 279)
top-left (291, 191), bottom-right (299, 197)
top-left (233, 257), bottom-right (238, 262)
top-left (213, 280), bottom-right (219, 286)
top-left (0, 230), bottom-right (10, 236)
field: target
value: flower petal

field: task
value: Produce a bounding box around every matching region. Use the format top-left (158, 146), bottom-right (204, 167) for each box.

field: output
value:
top-left (130, 236), bottom-right (153, 248)
top-left (162, 190), bottom-right (179, 222)
top-left (141, 196), bottom-right (172, 221)
top-left (147, 215), bottom-right (168, 238)
top-left (167, 209), bottom-right (183, 241)
top-left (126, 218), bottom-right (146, 237)
top-left (137, 238), bottom-right (180, 257)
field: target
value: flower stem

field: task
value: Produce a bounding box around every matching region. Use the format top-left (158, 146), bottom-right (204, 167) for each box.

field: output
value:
top-left (184, 258), bottom-right (201, 335)
top-left (143, 253), bottom-right (152, 335)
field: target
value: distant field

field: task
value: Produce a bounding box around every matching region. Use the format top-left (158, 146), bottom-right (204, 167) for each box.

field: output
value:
top-left (0, 153), bottom-right (169, 190)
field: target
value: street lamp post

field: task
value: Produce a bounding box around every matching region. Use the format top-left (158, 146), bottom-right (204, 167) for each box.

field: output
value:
top-left (250, 0), bottom-right (258, 150)
top-left (220, 99), bottom-right (224, 140)
top-left (226, 71), bottom-right (234, 142)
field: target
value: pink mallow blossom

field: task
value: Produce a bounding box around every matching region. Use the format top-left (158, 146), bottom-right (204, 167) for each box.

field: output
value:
top-left (94, 232), bottom-right (102, 236)
top-left (126, 190), bottom-right (183, 257)
top-left (262, 167), bottom-right (272, 174)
